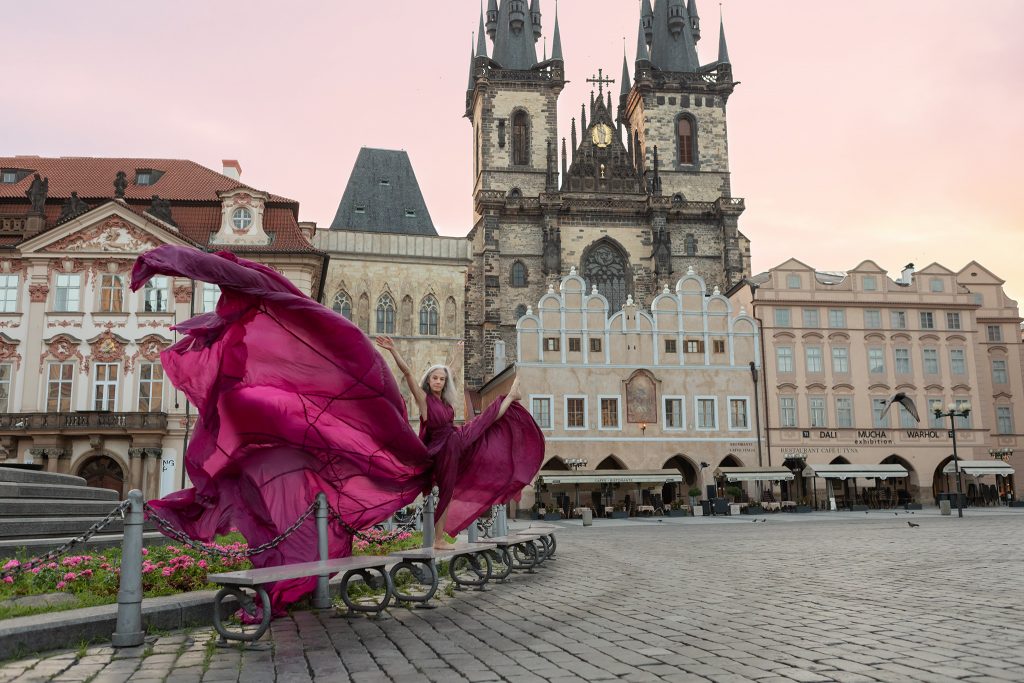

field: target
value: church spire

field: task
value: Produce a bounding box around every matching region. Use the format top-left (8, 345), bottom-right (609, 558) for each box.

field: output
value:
top-left (476, 5), bottom-right (489, 58)
top-left (635, 18), bottom-right (651, 66)
top-left (491, 0), bottom-right (539, 69)
top-left (551, 2), bottom-right (563, 62)
top-left (620, 50), bottom-right (630, 98)
top-left (649, 0), bottom-right (700, 72)
top-left (468, 39), bottom-right (476, 91)
top-left (718, 13), bottom-right (730, 65)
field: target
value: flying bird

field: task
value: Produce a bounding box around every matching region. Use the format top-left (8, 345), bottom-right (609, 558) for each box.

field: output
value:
top-left (907, 521), bottom-right (920, 528)
top-left (880, 392), bottom-right (920, 423)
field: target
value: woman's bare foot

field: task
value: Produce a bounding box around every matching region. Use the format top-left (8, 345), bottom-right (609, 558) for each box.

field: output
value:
top-left (432, 541), bottom-right (458, 551)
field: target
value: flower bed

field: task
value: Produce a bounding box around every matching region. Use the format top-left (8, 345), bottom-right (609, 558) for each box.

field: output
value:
top-left (1, 529), bottom-right (422, 620)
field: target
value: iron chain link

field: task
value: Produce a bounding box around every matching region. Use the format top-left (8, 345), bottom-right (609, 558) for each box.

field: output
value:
top-left (1, 500), bottom-right (131, 580)
top-left (328, 506), bottom-right (413, 546)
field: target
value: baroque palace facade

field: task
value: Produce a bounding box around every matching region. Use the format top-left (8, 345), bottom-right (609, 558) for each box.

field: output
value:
top-left (0, 157), bottom-right (324, 499)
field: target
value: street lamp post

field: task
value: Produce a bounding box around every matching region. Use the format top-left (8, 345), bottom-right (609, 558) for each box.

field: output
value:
top-left (565, 458), bottom-right (588, 512)
top-left (935, 402), bottom-right (971, 518)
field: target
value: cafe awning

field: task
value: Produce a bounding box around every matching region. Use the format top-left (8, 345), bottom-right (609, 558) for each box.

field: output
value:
top-left (802, 464), bottom-right (908, 480)
top-left (713, 467), bottom-right (794, 482)
top-left (537, 469), bottom-right (683, 485)
top-left (942, 461), bottom-right (1015, 476)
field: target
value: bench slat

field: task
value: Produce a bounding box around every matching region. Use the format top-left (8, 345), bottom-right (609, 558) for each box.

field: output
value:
top-left (208, 555), bottom-right (390, 587)
top-left (390, 542), bottom-right (497, 561)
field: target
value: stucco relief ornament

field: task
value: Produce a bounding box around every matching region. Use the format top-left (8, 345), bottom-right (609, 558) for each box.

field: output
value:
top-left (173, 284), bottom-right (191, 303)
top-left (0, 260), bottom-right (27, 276)
top-left (47, 219), bottom-right (158, 253)
top-left (138, 335), bottom-right (167, 362)
top-left (0, 340), bottom-right (22, 370)
top-left (90, 331), bottom-right (125, 363)
top-left (28, 284), bottom-right (49, 303)
top-left (232, 194), bottom-right (253, 207)
top-left (40, 335), bottom-right (84, 372)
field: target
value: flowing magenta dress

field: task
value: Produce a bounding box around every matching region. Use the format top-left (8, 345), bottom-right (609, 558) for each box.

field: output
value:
top-left (130, 246), bottom-right (544, 613)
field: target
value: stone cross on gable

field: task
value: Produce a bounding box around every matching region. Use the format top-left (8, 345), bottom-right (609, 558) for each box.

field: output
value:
top-left (586, 69), bottom-right (615, 96)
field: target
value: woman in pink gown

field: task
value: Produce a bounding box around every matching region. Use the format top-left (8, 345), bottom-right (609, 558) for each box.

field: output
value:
top-left (129, 245), bottom-right (544, 613)
top-left (375, 337), bottom-right (540, 548)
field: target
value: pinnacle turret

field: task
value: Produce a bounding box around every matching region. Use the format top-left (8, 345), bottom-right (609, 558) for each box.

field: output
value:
top-left (718, 14), bottom-right (730, 65)
top-left (476, 8), bottom-right (488, 58)
top-left (641, 0), bottom-right (654, 46)
top-left (551, 2), bottom-right (563, 61)
top-left (530, 0), bottom-right (542, 41)
top-left (688, 0), bottom-right (701, 42)
top-left (620, 52), bottom-right (630, 98)
top-left (486, 0), bottom-right (498, 39)
top-left (635, 18), bottom-right (651, 66)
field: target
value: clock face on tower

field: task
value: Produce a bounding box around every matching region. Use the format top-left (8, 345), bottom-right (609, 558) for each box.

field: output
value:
top-left (591, 123), bottom-right (613, 148)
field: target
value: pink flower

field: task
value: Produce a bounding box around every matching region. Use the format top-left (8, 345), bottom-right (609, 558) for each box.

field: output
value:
top-left (81, 569), bottom-right (93, 577)
top-left (3, 576), bottom-right (13, 584)
top-left (198, 560), bottom-right (207, 569)
top-left (2, 559), bottom-right (19, 570)
top-left (162, 567), bottom-right (173, 576)
top-left (56, 581), bottom-right (66, 589)
top-left (63, 572), bottom-right (77, 581)
top-left (141, 548), bottom-right (149, 556)
top-left (30, 567), bottom-right (41, 575)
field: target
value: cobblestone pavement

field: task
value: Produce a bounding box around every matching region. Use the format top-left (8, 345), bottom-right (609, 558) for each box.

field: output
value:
top-left (3, 510), bottom-right (1023, 682)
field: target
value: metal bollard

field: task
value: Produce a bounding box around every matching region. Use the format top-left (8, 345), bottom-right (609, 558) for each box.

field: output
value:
top-left (467, 517), bottom-right (479, 543)
top-left (314, 492), bottom-right (330, 609)
top-left (494, 504), bottom-right (508, 538)
top-left (384, 515), bottom-right (394, 532)
top-left (421, 486), bottom-right (438, 549)
top-left (112, 490), bottom-right (145, 647)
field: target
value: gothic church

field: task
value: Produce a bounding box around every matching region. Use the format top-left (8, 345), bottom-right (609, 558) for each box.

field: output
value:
top-left (464, 0), bottom-right (751, 388)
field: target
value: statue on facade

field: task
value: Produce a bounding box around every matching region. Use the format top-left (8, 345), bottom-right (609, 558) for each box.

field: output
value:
top-left (653, 226), bottom-right (672, 277)
top-left (148, 195), bottom-right (176, 226)
top-left (25, 174), bottom-right (48, 214)
top-left (114, 171), bottom-right (128, 198)
top-left (542, 224), bottom-right (561, 274)
top-left (58, 192), bottom-right (90, 223)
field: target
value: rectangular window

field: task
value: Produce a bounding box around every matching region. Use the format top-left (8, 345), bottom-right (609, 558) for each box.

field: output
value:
top-left (930, 278), bottom-right (944, 292)
top-left (894, 348), bottom-right (911, 374)
top-left (872, 398), bottom-right (890, 428)
top-left (0, 363), bottom-right (11, 412)
top-left (664, 338), bottom-right (677, 354)
top-left (987, 325), bottom-right (1002, 342)
top-left (544, 337), bottom-right (560, 352)
top-left (685, 339), bottom-right (704, 353)
top-left (589, 338), bottom-right (602, 353)
top-left (143, 276), bottom-right (169, 313)
top-left (568, 337), bottom-right (581, 353)
top-left (955, 399), bottom-right (971, 429)
top-left (835, 397), bottom-right (853, 428)
top-left (203, 283), bottom-right (221, 313)
top-left (599, 397), bottom-right (620, 429)
top-left (54, 274), bottom-right (81, 312)
top-left (93, 363), bottom-right (119, 411)
top-left (920, 311), bottom-right (934, 329)
top-left (828, 309), bottom-right (846, 328)
top-left (138, 362), bottom-right (164, 412)
top-left (664, 397), bottom-right (685, 429)
top-left (862, 276), bottom-right (877, 291)
top-left (46, 362), bottom-right (74, 412)
top-left (774, 308), bottom-right (791, 326)
top-left (776, 347), bottom-right (794, 373)
top-left (864, 309), bottom-right (882, 329)
top-left (992, 359), bottom-right (1008, 385)
top-left (997, 406), bottom-right (1013, 434)
top-left (868, 348), bottom-right (885, 374)
top-left (729, 398), bottom-right (749, 430)
top-left (786, 274), bottom-right (801, 289)
top-left (923, 348), bottom-right (939, 375)
top-left (832, 347), bottom-right (849, 374)
top-left (565, 397), bottom-right (586, 429)
top-left (712, 339), bottom-right (726, 354)
top-left (946, 312), bottom-right (961, 330)
top-left (779, 397), bottom-right (797, 427)
top-left (950, 348), bottom-right (966, 375)
top-left (899, 403), bottom-right (918, 428)
top-left (0, 274), bottom-right (18, 313)
top-left (805, 346), bottom-right (823, 373)
top-left (802, 308), bottom-right (819, 327)
top-left (98, 274), bottom-right (125, 313)
top-left (530, 396), bottom-right (552, 429)
top-left (1, 170), bottom-right (17, 183)
top-left (928, 399), bottom-right (944, 429)
top-left (891, 310), bottom-right (907, 329)
top-left (809, 397), bottom-right (826, 428)
top-left (696, 397), bottom-right (717, 430)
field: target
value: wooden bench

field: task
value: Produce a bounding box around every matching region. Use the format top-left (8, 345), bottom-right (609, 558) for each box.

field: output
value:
top-left (473, 533), bottom-right (545, 577)
top-left (207, 555), bottom-right (393, 644)
top-left (387, 542), bottom-right (497, 606)
top-left (513, 525), bottom-right (557, 561)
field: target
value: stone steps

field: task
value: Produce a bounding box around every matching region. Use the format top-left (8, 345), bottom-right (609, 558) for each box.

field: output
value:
top-left (0, 467), bottom-right (87, 487)
top-left (0, 516), bottom-right (139, 538)
top-left (0, 498), bottom-right (130, 518)
top-left (0, 481), bottom-right (120, 501)
top-left (0, 531), bottom-right (170, 559)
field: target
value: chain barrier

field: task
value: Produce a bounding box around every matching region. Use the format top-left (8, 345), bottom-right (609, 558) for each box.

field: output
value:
top-left (142, 500), bottom-right (317, 559)
top-left (328, 506), bottom-right (411, 546)
top-left (475, 506), bottom-right (495, 537)
top-left (1, 500), bottom-right (131, 580)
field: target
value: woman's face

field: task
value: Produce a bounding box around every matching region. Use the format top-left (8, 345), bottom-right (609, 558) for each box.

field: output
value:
top-left (428, 369), bottom-right (447, 395)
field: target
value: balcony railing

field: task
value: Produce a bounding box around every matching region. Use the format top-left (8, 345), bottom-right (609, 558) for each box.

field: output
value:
top-left (0, 411), bottom-right (168, 433)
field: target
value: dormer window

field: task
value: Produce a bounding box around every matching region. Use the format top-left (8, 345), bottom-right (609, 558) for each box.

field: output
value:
top-left (379, 178), bottom-right (390, 186)
top-left (232, 208), bottom-right (253, 230)
top-left (1, 170), bottom-right (17, 184)
top-left (404, 209), bottom-right (416, 218)
top-left (354, 206), bottom-right (366, 214)
top-left (134, 169), bottom-right (164, 186)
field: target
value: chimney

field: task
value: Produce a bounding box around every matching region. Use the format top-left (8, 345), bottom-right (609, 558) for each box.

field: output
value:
top-left (900, 263), bottom-right (915, 285)
top-left (222, 160), bottom-right (242, 180)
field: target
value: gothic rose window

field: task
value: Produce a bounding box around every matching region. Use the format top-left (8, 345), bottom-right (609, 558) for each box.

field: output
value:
top-left (583, 241), bottom-right (630, 314)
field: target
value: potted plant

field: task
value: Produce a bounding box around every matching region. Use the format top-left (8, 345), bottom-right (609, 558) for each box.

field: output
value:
top-left (667, 500), bottom-right (688, 517)
top-left (688, 486), bottom-right (702, 510)
top-left (610, 504), bottom-right (629, 519)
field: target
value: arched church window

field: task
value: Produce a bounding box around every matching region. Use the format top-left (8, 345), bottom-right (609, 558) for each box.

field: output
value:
top-left (375, 293), bottom-right (396, 334)
top-left (400, 295), bottom-right (414, 336)
top-left (678, 116), bottom-right (695, 165)
top-left (511, 111), bottom-right (529, 166)
top-left (511, 261), bottom-right (528, 288)
top-left (444, 297), bottom-right (457, 335)
top-left (357, 293), bottom-right (370, 332)
top-left (419, 295), bottom-right (439, 336)
top-left (685, 233), bottom-right (697, 257)
top-left (331, 291), bottom-right (352, 320)
top-left (583, 240), bottom-right (631, 314)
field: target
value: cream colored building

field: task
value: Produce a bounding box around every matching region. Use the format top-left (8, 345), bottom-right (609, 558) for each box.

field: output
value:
top-left (730, 259), bottom-right (1021, 507)
top-left (481, 267), bottom-right (763, 515)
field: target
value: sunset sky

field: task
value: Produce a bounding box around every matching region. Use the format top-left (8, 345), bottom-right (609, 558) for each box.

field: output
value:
top-left (4, 0), bottom-right (1023, 302)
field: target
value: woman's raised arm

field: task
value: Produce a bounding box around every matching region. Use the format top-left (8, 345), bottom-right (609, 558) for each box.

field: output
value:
top-left (375, 336), bottom-right (427, 418)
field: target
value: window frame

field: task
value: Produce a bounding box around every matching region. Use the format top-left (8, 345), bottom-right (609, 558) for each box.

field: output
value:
top-left (728, 396), bottom-right (750, 431)
top-left (45, 361), bottom-right (75, 412)
top-left (92, 362), bottom-right (119, 411)
top-left (922, 348), bottom-right (939, 375)
top-left (332, 291), bottom-right (353, 320)
top-left (53, 273), bottom-right (81, 312)
top-left (231, 207), bottom-right (253, 230)
top-left (996, 406), bottom-right (1013, 434)
top-left (776, 346), bottom-right (794, 373)
top-left (97, 273), bottom-right (126, 313)
top-left (871, 397), bottom-right (891, 428)
top-left (142, 276), bottom-right (169, 313)
top-left (828, 308), bottom-right (846, 328)
top-left (949, 348), bottom-right (966, 375)
top-left (802, 308), bottom-right (820, 327)
top-left (375, 293), bottom-right (396, 334)
top-left (919, 311), bottom-right (935, 330)
top-left (835, 396), bottom-right (854, 428)
top-left (0, 362), bottom-right (12, 412)
top-left (202, 283), bottom-right (221, 313)
top-left (774, 308), bottom-right (791, 327)
top-left (0, 274), bottom-right (18, 313)
top-left (676, 114), bottom-right (696, 165)
top-left (864, 309), bottom-right (882, 329)
top-left (663, 395), bottom-right (686, 430)
top-left (868, 347), bottom-right (886, 374)
top-left (894, 347), bottom-right (911, 375)
top-left (137, 361), bottom-right (164, 413)
top-left (529, 394), bottom-right (553, 430)
top-left (597, 395), bottom-right (622, 431)
top-left (564, 395), bottom-right (588, 430)
top-left (946, 312), bottom-right (961, 330)
top-left (805, 345), bottom-right (824, 374)
top-left (695, 395), bottom-right (718, 431)
top-left (890, 310), bottom-right (907, 329)
top-left (808, 396), bottom-right (827, 428)
top-left (831, 346), bottom-right (849, 374)
top-left (418, 295), bottom-right (439, 336)
top-left (510, 261), bottom-right (528, 288)
top-left (992, 359), bottom-right (1008, 385)
top-left (987, 325), bottom-right (1002, 342)
top-left (779, 396), bottom-right (797, 428)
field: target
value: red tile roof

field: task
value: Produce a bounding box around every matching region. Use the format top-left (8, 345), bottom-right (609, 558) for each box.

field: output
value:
top-left (0, 156), bottom-right (294, 203)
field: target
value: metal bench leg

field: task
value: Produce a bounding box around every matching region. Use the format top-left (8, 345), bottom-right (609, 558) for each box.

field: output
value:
top-left (389, 558), bottom-right (439, 608)
top-left (338, 567), bottom-right (393, 618)
top-left (449, 551), bottom-right (492, 591)
top-left (510, 541), bottom-right (538, 573)
top-left (486, 547), bottom-right (513, 582)
top-left (213, 586), bottom-right (272, 649)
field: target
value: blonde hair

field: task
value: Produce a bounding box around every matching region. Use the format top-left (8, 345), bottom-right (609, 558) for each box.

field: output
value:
top-left (420, 364), bottom-right (459, 407)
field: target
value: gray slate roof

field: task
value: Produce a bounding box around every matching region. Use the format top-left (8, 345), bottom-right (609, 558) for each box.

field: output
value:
top-left (329, 148), bottom-right (437, 236)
